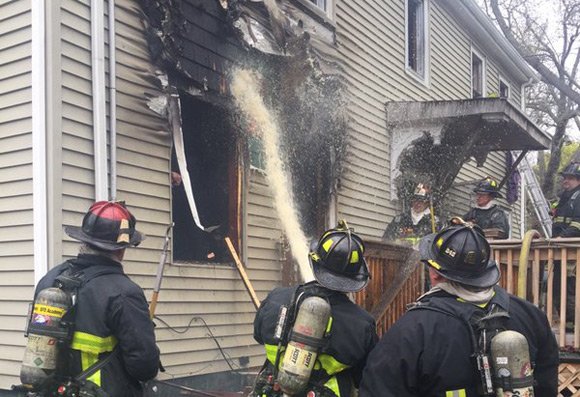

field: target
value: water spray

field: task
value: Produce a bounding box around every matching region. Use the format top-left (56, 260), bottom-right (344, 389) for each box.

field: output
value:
top-left (231, 69), bottom-right (314, 282)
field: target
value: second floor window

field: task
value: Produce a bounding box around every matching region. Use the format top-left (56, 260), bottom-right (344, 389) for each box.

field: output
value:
top-left (499, 79), bottom-right (510, 98)
top-left (309, 0), bottom-right (329, 14)
top-left (406, 0), bottom-right (427, 78)
top-left (472, 51), bottom-right (485, 98)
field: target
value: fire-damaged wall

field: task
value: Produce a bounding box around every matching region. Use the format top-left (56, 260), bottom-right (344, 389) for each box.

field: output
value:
top-left (139, 0), bottom-right (350, 389)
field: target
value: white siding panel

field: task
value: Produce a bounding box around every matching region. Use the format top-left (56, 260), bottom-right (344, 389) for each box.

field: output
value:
top-left (0, 1), bottom-right (32, 387)
top-left (335, 0), bottom-right (525, 238)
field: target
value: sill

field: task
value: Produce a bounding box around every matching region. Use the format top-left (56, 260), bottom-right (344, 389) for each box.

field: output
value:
top-left (290, 0), bottom-right (336, 30)
top-left (405, 67), bottom-right (430, 88)
top-left (171, 260), bottom-right (234, 268)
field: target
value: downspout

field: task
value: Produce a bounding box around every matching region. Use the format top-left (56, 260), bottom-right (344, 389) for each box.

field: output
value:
top-left (91, 0), bottom-right (109, 200)
top-left (108, 0), bottom-right (117, 200)
top-left (32, 0), bottom-right (48, 284)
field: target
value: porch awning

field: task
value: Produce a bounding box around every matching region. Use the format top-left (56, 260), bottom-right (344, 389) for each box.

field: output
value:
top-left (385, 98), bottom-right (550, 151)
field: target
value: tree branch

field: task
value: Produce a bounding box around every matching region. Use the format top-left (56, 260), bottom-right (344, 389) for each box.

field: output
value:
top-left (490, 0), bottom-right (580, 107)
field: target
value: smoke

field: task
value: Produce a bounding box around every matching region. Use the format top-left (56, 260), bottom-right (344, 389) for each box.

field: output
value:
top-left (231, 69), bottom-right (315, 282)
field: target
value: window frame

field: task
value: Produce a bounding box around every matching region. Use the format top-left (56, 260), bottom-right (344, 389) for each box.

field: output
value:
top-left (471, 47), bottom-right (486, 98)
top-left (499, 76), bottom-right (510, 99)
top-left (405, 0), bottom-right (430, 85)
top-left (302, 0), bottom-right (334, 20)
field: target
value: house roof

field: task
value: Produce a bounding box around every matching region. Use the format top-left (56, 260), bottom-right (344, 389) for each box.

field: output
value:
top-left (437, 0), bottom-right (537, 84)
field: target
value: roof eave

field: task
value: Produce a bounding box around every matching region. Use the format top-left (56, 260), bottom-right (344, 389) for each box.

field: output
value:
top-left (437, 0), bottom-right (538, 84)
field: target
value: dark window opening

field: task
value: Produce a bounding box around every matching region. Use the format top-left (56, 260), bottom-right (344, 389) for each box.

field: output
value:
top-left (172, 96), bottom-right (239, 263)
top-left (472, 52), bottom-right (484, 98)
top-left (407, 0), bottom-right (425, 77)
top-left (499, 80), bottom-right (510, 98)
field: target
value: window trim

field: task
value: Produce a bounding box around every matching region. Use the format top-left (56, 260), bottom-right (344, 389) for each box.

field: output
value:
top-left (499, 76), bottom-right (510, 99)
top-left (404, 0), bottom-right (430, 85)
top-left (298, 0), bottom-right (334, 21)
top-left (471, 47), bottom-right (486, 98)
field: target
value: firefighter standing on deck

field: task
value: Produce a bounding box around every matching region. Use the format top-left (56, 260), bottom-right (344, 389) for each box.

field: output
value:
top-left (552, 162), bottom-right (580, 327)
top-left (251, 222), bottom-right (378, 397)
top-left (463, 177), bottom-right (510, 239)
top-left (359, 221), bottom-right (558, 397)
top-left (383, 184), bottom-right (441, 244)
top-left (33, 201), bottom-right (159, 397)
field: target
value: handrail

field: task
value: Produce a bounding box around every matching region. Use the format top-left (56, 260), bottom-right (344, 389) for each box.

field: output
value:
top-left (490, 236), bottom-right (580, 350)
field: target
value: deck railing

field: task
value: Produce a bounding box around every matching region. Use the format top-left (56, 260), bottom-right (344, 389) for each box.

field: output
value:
top-left (490, 233), bottom-right (580, 349)
top-left (353, 239), bottom-right (423, 337)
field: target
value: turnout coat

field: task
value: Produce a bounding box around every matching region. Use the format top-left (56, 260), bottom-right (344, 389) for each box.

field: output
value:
top-left (35, 254), bottom-right (159, 397)
top-left (359, 286), bottom-right (558, 397)
top-left (253, 284), bottom-right (378, 397)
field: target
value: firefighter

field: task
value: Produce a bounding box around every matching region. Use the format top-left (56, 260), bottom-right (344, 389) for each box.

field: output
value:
top-left (383, 184), bottom-right (441, 244)
top-left (463, 177), bottom-right (510, 239)
top-left (33, 201), bottom-right (159, 396)
top-left (359, 221), bottom-right (558, 397)
top-left (252, 221), bottom-right (378, 397)
top-left (552, 162), bottom-right (580, 327)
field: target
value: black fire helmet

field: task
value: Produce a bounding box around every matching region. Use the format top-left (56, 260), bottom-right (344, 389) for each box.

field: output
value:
top-left (419, 221), bottom-right (500, 288)
top-left (308, 220), bottom-right (370, 293)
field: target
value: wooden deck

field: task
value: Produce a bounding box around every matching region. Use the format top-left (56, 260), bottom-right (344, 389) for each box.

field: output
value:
top-left (355, 234), bottom-right (580, 395)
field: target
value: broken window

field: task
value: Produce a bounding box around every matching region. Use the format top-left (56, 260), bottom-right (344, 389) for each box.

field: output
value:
top-left (472, 50), bottom-right (485, 98)
top-left (171, 95), bottom-right (240, 263)
top-left (406, 0), bottom-right (426, 78)
top-left (499, 79), bottom-right (510, 99)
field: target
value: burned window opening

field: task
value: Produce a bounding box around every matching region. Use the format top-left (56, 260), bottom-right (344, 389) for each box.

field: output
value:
top-left (172, 95), bottom-right (239, 263)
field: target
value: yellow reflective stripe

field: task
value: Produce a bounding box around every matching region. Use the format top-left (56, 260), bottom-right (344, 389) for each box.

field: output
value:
top-left (71, 332), bottom-right (117, 355)
top-left (317, 354), bottom-right (349, 375)
top-left (325, 316), bottom-right (333, 334)
top-left (570, 221), bottom-right (580, 229)
top-left (323, 375), bottom-right (340, 397)
top-left (427, 259), bottom-right (441, 270)
top-left (80, 351), bottom-right (101, 387)
top-left (436, 237), bottom-right (444, 248)
top-left (446, 389), bottom-right (466, 397)
top-left (264, 344), bottom-right (285, 367)
top-left (350, 250), bottom-right (359, 264)
top-left (322, 239), bottom-right (334, 252)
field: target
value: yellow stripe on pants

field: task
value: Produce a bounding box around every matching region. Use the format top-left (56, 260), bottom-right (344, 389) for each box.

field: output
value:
top-left (446, 389), bottom-right (466, 397)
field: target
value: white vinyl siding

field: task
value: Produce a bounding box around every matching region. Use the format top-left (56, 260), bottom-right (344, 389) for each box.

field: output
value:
top-left (0, 0), bottom-right (33, 387)
top-left (334, 0), bottom-right (524, 239)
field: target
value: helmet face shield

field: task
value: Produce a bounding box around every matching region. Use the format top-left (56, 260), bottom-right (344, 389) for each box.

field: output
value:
top-left (309, 223), bottom-right (370, 292)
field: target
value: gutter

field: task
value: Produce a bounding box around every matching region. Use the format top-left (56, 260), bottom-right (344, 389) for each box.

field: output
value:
top-left (91, 0), bottom-right (109, 200)
top-left (438, 0), bottom-right (536, 84)
top-left (32, 0), bottom-right (48, 283)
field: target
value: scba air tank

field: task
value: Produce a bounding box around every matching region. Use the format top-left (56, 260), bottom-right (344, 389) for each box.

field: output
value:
top-left (20, 287), bottom-right (72, 389)
top-left (491, 330), bottom-right (535, 397)
top-left (277, 296), bottom-right (331, 395)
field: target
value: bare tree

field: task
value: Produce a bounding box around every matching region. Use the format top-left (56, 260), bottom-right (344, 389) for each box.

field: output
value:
top-left (483, 0), bottom-right (580, 198)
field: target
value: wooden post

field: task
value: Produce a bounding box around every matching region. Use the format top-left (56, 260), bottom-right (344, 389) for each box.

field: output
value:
top-left (225, 236), bottom-right (261, 310)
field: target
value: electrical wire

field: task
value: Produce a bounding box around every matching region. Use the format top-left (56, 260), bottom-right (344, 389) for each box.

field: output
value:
top-left (153, 314), bottom-right (241, 372)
